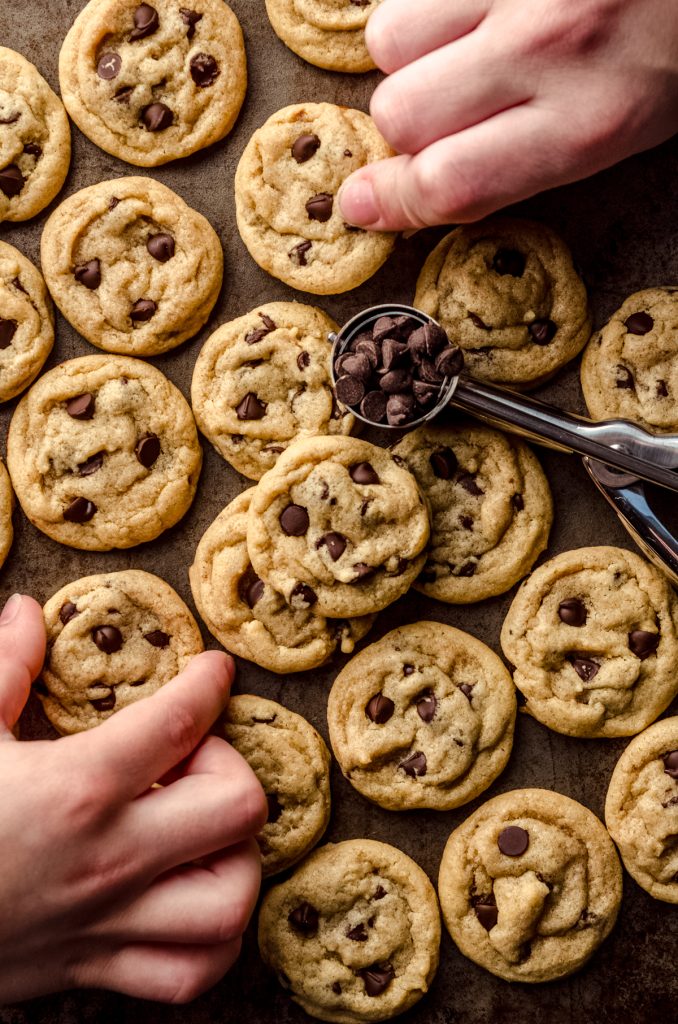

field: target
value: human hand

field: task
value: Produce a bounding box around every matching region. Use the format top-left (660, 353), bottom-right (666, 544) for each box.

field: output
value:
top-left (0, 593), bottom-right (267, 1004)
top-left (339, 0), bottom-right (678, 230)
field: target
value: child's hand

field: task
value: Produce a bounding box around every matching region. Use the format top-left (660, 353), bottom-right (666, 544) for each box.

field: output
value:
top-left (339, 0), bottom-right (678, 230)
top-left (0, 593), bottom-right (267, 1004)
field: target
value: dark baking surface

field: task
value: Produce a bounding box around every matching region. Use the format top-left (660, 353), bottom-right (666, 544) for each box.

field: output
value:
top-left (1, 1), bottom-right (677, 1022)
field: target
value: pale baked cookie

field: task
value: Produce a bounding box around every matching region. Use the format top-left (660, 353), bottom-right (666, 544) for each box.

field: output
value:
top-left (258, 839), bottom-right (440, 1023)
top-left (7, 354), bottom-right (202, 550)
top-left (235, 103), bottom-right (395, 295)
top-left (0, 460), bottom-right (14, 570)
top-left (59, 0), bottom-right (246, 166)
top-left (189, 490), bottom-right (374, 674)
top-left (0, 47), bottom-right (71, 223)
top-left (328, 622), bottom-right (516, 811)
top-left (220, 695), bottom-right (331, 877)
top-left (605, 716), bottom-right (678, 902)
top-left (500, 546), bottom-right (678, 738)
top-left (247, 436), bottom-right (430, 618)
top-left (41, 177), bottom-right (222, 357)
top-left (265, 0), bottom-right (380, 73)
top-left (414, 217), bottom-right (591, 387)
top-left (438, 788), bottom-right (622, 983)
top-left (0, 241), bottom-right (54, 403)
top-left (191, 302), bottom-right (352, 480)
top-left (581, 288), bottom-right (678, 432)
top-left (38, 570), bottom-right (203, 734)
top-left (393, 424), bottom-right (553, 604)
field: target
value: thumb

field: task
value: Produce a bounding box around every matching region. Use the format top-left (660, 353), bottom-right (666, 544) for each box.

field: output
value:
top-left (338, 154), bottom-right (448, 232)
top-left (0, 594), bottom-right (46, 735)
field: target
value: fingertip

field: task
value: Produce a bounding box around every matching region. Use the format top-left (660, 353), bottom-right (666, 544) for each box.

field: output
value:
top-left (186, 650), bottom-right (236, 698)
top-left (0, 594), bottom-right (46, 680)
top-left (338, 170), bottom-right (380, 228)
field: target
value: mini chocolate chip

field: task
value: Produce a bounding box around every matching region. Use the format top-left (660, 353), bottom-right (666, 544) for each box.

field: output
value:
top-left (360, 391), bottom-right (388, 422)
top-left (135, 432), bottom-right (161, 468)
top-left (558, 598), bottom-right (587, 626)
top-left (109, 196), bottom-right (120, 210)
top-left (351, 563), bottom-right (375, 583)
top-left (459, 514), bottom-right (474, 530)
top-left (297, 350), bottom-right (310, 370)
top-left (475, 902), bottom-right (498, 930)
top-left (147, 233), bottom-right (175, 262)
top-left (628, 629), bottom-right (659, 660)
top-left (498, 825), bottom-right (529, 856)
top-left (459, 683), bottom-right (474, 700)
top-left (346, 922), bottom-right (368, 942)
top-left (381, 368), bottom-right (412, 394)
top-left (190, 53), bottom-right (220, 87)
top-left (67, 393), bottom-right (95, 420)
top-left (365, 693), bottom-right (394, 724)
top-left (91, 692), bottom-right (116, 712)
top-left (0, 319), bottom-right (17, 349)
top-left (0, 112), bottom-right (20, 125)
top-left (663, 750), bottom-right (678, 779)
top-left (236, 393), bottom-right (267, 420)
top-left (97, 52), bottom-right (121, 79)
top-left (280, 504), bottom-right (309, 536)
top-left (335, 375), bottom-right (365, 406)
top-left (568, 653), bottom-right (600, 681)
top-left (23, 142), bottom-right (42, 157)
top-left (74, 259), bottom-right (101, 290)
top-left (92, 625), bottom-right (123, 654)
top-left (373, 885), bottom-right (386, 900)
top-left (130, 3), bottom-right (159, 40)
top-left (528, 318), bottom-right (557, 345)
top-left (60, 601), bottom-right (79, 625)
top-left (458, 472), bottom-right (484, 496)
top-left (468, 312), bottom-right (489, 330)
top-left (399, 751), bottom-right (426, 777)
top-left (360, 965), bottom-right (395, 997)
top-left (616, 365), bottom-right (635, 390)
top-left (64, 497), bottom-right (97, 523)
top-left (288, 903), bottom-right (318, 935)
top-left (180, 7), bottom-right (202, 37)
top-left (458, 561), bottom-right (476, 576)
top-left (331, 982), bottom-right (342, 995)
top-left (289, 240), bottom-right (312, 265)
top-left (131, 298), bottom-right (157, 323)
top-left (114, 86), bottom-right (133, 103)
top-left (382, 338), bottom-right (409, 371)
top-left (412, 380), bottom-right (439, 407)
top-left (386, 393), bottom-right (416, 426)
top-left (657, 379), bottom-right (669, 397)
top-left (372, 316), bottom-right (397, 343)
top-left (512, 492), bottom-right (525, 511)
top-left (493, 248), bottom-right (525, 276)
top-left (0, 164), bottom-right (24, 198)
top-left (290, 582), bottom-right (317, 607)
top-left (78, 452), bottom-right (104, 477)
top-left (141, 102), bottom-right (173, 131)
top-left (292, 133), bottom-right (320, 163)
top-left (319, 532), bottom-right (346, 560)
top-left (241, 571), bottom-right (265, 609)
top-left (408, 323), bottom-right (447, 362)
top-left (306, 193), bottom-right (333, 222)
top-left (144, 630), bottom-right (169, 648)
top-left (435, 345), bottom-right (464, 378)
top-left (430, 447), bottom-right (457, 479)
top-left (416, 690), bottom-right (437, 723)
top-left (350, 462), bottom-right (380, 485)
top-left (625, 311), bottom-right (653, 335)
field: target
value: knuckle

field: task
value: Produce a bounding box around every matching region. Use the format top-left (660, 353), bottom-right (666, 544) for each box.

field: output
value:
top-left (166, 966), bottom-right (210, 1005)
top-left (62, 769), bottom-right (115, 831)
top-left (214, 900), bottom-right (252, 944)
top-left (229, 770), bottom-right (268, 835)
top-left (369, 81), bottom-right (413, 153)
top-left (518, 0), bottom-right (620, 57)
top-left (412, 156), bottom-right (480, 225)
top-left (364, 6), bottom-right (403, 73)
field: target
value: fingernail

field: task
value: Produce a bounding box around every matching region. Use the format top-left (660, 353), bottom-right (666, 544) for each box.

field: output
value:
top-left (338, 177), bottom-right (379, 226)
top-left (0, 594), bottom-right (21, 626)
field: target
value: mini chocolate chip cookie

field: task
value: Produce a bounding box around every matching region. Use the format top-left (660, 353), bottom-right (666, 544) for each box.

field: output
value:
top-left (328, 622), bottom-right (516, 811)
top-left (438, 788), bottom-right (622, 983)
top-left (500, 546), bottom-right (678, 738)
top-left (393, 424), bottom-right (553, 603)
top-left (0, 47), bottom-right (71, 223)
top-left (247, 436), bottom-right (430, 618)
top-left (0, 240), bottom-right (54, 403)
top-left (605, 716), bottom-right (678, 903)
top-left (189, 490), bottom-right (374, 674)
top-left (581, 288), bottom-right (678, 432)
top-left (220, 695), bottom-right (331, 876)
top-left (41, 177), bottom-right (222, 356)
top-left (235, 103), bottom-right (395, 295)
top-left (414, 217), bottom-right (592, 388)
top-left (59, 0), bottom-right (246, 166)
top-left (39, 569), bottom-right (203, 734)
top-left (0, 459), bottom-right (14, 570)
top-left (265, 0), bottom-right (381, 73)
top-left (191, 302), bottom-right (353, 480)
top-left (7, 354), bottom-right (202, 550)
top-left (258, 839), bottom-right (440, 1022)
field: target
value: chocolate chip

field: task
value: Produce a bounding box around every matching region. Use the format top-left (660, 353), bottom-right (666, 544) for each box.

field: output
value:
top-left (399, 751), bottom-right (427, 777)
top-left (59, 601), bottom-right (79, 625)
top-left (240, 570), bottom-right (265, 609)
top-left (350, 462), bottom-right (380, 485)
top-left (558, 598), bottom-right (587, 626)
top-left (289, 240), bottom-right (312, 266)
top-left (459, 514), bottom-right (473, 530)
top-left (459, 683), bottom-right (474, 702)
top-left (0, 112), bottom-right (20, 125)
top-left (365, 693), bottom-right (394, 724)
top-left (236, 393), bottom-right (266, 420)
top-left (528, 318), bottom-right (557, 345)
top-left (657, 379), bottom-right (669, 398)
top-left (109, 196), bottom-right (120, 210)
top-left (663, 750), bottom-right (678, 779)
top-left (418, 359), bottom-right (444, 385)
top-left (23, 143), bottom-right (42, 157)
top-left (373, 885), bottom-right (386, 900)
top-left (63, 497), bottom-right (97, 523)
top-left (498, 825), bottom-right (529, 856)
top-left (306, 193), bottom-right (333, 222)
top-left (114, 86), bottom-right (133, 103)
top-left (568, 653), bottom-right (600, 681)
top-left (347, 923), bottom-right (368, 941)
top-left (297, 350), bottom-right (310, 370)
top-left (66, 393), bottom-right (95, 420)
top-left (429, 447), bottom-right (457, 479)
top-left (435, 345), bottom-right (464, 378)
top-left (475, 902), bottom-right (498, 930)
top-left (372, 316), bottom-right (397, 343)
top-left (360, 391), bottom-right (387, 422)
top-left (512, 492), bottom-right (525, 511)
top-left (180, 7), bottom-right (202, 37)
top-left (144, 630), bottom-right (169, 648)
top-left (468, 312), bottom-right (489, 330)
top-left (339, 352), bottom-right (372, 382)
top-left (319, 532), bottom-right (346, 560)
top-left (408, 323), bottom-right (447, 362)
top-left (91, 692), bottom-right (116, 712)
top-left (147, 233), bottom-right (175, 262)
top-left (267, 793), bottom-right (283, 823)
top-left (458, 561), bottom-right (476, 577)
top-left (386, 393), bottom-right (415, 426)
top-left (625, 311), bottom-right (653, 335)
top-left (380, 368), bottom-right (412, 394)
top-left (458, 472), bottom-right (484, 496)
top-left (92, 625), bottom-right (123, 654)
top-left (97, 52), bottom-right (121, 79)
top-left (335, 375), bottom-right (364, 406)
top-left (190, 53), bottom-right (220, 87)
top-left (292, 133), bottom-right (320, 163)
top-left (78, 452), bottom-right (104, 477)
top-left (354, 337), bottom-right (379, 368)
top-left (493, 248), bottom-right (525, 276)
top-left (615, 365), bottom-right (635, 390)
top-left (331, 982), bottom-right (342, 995)
top-left (130, 3), bottom-right (159, 39)
top-left (290, 582), bottom-right (317, 608)
top-left (141, 102), bottom-right (173, 131)
top-left (131, 298), bottom-right (157, 322)
top-left (74, 259), bottom-right (101, 290)
top-left (381, 339), bottom-right (408, 371)
top-left (135, 433), bottom-right (161, 468)
top-left (0, 320), bottom-right (17, 349)
top-left (628, 629), bottom-right (659, 660)
top-left (416, 690), bottom-right (437, 722)
top-left (360, 965), bottom-right (394, 997)
top-left (288, 903), bottom-right (318, 935)
top-left (280, 504), bottom-right (309, 536)
top-left (412, 380), bottom-right (439, 407)
top-left (351, 563), bottom-right (375, 583)
top-left (0, 164), bottom-right (24, 198)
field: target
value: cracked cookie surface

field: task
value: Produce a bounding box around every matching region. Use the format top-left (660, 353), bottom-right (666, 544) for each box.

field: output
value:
top-left (438, 788), bottom-right (622, 983)
top-left (235, 103), bottom-right (395, 295)
top-left (247, 435), bottom-right (430, 618)
top-left (393, 424), bottom-right (552, 604)
top-left (328, 622), bottom-right (516, 811)
top-left (189, 489), bottom-right (374, 674)
top-left (39, 569), bottom-right (203, 734)
top-left (59, 0), bottom-right (246, 166)
top-left (414, 217), bottom-right (591, 387)
top-left (265, 0), bottom-right (381, 73)
top-left (191, 301), bottom-right (352, 480)
top-left (41, 176), bottom-right (222, 356)
top-left (220, 695), bottom-right (331, 877)
top-left (0, 240), bottom-right (54, 403)
top-left (258, 838), bottom-right (440, 1023)
top-left (7, 354), bottom-right (202, 550)
top-left (500, 546), bottom-right (678, 738)
top-left (0, 47), bottom-right (71, 223)
top-left (0, 460), bottom-right (13, 570)
top-left (605, 715), bottom-right (678, 903)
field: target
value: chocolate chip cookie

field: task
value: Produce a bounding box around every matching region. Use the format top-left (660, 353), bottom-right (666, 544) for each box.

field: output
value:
top-left (605, 716), bottom-right (678, 903)
top-left (38, 569), bottom-right (203, 734)
top-left (59, 0), bottom-right (246, 166)
top-left (0, 240), bottom-right (54, 403)
top-left (393, 424), bottom-right (553, 603)
top-left (220, 695), bottom-right (331, 877)
top-left (438, 788), bottom-right (622, 983)
top-left (189, 490), bottom-right (374, 674)
top-left (258, 839), bottom-right (440, 1022)
top-left (0, 47), bottom-right (71, 223)
top-left (581, 288), bottom-right (678, 432)
top-left (500, 546), bottom-right (678, 738)
top-left (414, 217), bottom-right (592, 387)
top-left (265, 0), bottom-right (380, 73)
top-left (328, 622), bottom-right (516, 811)
top-left (7, 354), bottom-right (202, 550)
top-left (235, 103), bottom-right (395, 295)
top-left (191, 302), bottom-right (353, 480)
top-left (0, 459), bottom-right (14, 570)
top-left (41, 177), bottom-right (222, 356)
top-left (247, 436), bottom-right (430, 618)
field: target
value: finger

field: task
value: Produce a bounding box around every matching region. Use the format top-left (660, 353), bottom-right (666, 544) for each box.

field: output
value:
top-left (366, 0), bottom-right (490, 73)
top-left (0, 595), bottom-right (46, 736)
top-left (158, 732), bottom-right (255, 786)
